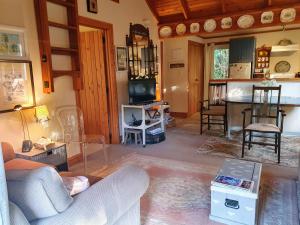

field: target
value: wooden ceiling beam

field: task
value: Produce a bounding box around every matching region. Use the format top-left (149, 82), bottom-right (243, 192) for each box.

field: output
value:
top-left (265, 0), bottom-right (272, 7)
top-left (145, 0), bottom-right (160, 23)
top-left (178, 0), bottom-right (190, 19)
top-left (158, 3), bottom-right (300, 25)
top-left (221, 0), bottom-right (226, 14)
top-left (158, 5), bottom-right (300, 39)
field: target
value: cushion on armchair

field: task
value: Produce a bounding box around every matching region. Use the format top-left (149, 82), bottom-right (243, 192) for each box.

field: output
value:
top-left (6, 166), bottom-right (73, 222)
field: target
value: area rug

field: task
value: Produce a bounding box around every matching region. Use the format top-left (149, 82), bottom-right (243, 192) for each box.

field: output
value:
top-left (197, 132), bottom-right (300, 168)
top-left (92, 153), bottom-right (299, 225)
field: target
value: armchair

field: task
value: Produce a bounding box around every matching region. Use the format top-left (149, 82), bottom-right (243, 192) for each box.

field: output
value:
top-left (55, 106), bottom-right (107, 174)
top-left (241, 85), bottom-right (286, 163)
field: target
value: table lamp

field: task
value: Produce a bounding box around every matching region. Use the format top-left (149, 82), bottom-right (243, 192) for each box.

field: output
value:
top-left (35, 105), bottom-right (50, 124)
top-left (14, 105), bottom-right (33, 152)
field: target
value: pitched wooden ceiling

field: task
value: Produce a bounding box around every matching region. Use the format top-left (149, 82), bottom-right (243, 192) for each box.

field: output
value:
top-left (146, 0), bottom-right (300, 23)
top-left (145, 0), bottom-right (300, 38)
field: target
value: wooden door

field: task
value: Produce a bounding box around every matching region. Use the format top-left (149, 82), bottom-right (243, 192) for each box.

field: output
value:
top-left (79, 30), bottom-right (110, 142)
top-left (188, 41), bottom-right (204, 116)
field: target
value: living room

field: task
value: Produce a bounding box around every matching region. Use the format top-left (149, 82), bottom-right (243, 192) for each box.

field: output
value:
top-left (1, 0), bottom-right (300, 225)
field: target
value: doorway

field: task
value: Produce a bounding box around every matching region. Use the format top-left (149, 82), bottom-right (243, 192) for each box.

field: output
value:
top-left (78, 17), bottom-right (119, 144)
top-left (188, 41), bottom-right (204, 116)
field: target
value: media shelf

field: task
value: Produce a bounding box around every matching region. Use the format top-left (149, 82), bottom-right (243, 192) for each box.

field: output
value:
top-left (121, 101), bottom-right (169, 147)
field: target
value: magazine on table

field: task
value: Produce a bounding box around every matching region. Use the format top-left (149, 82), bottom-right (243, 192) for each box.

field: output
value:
top-left (212, 175), bottom-right (254, 192)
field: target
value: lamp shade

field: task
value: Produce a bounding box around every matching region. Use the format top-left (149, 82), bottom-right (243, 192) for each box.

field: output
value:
top-left (35, 105), bottom-right (49, 122)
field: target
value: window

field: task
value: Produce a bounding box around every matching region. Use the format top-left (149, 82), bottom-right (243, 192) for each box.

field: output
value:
top-left (212, 45), bottom-right (229, 79)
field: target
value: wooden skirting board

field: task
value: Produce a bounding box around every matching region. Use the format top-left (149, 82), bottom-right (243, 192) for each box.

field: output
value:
top-left (67, 153), bottom-right (83, 167)
top-left (170, 112), bottom-right (188, 118)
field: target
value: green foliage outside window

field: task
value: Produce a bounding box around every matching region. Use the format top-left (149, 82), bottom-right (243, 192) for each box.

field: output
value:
top-left (213, 48), bottom-right (229, 79)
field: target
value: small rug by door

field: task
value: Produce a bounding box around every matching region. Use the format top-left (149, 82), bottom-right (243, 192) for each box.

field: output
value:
top-left (92, 153), bottom-right (299, 225)
top-left (197, 132), bottom-right (300, 168)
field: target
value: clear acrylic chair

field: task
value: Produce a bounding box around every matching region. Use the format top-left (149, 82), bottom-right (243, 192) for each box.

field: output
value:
top-left (55, 105), bottom-right (108, 174)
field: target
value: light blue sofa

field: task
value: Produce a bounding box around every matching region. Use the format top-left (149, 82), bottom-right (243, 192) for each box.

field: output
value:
top-left (0, 146), bottom-right (149, 225)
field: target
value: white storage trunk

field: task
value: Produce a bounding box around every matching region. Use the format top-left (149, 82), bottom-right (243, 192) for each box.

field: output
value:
top-left (209, 159), bottom-right (262, 225)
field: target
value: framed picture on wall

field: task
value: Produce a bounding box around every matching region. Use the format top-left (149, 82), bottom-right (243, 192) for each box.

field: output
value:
top-left (87, 0), bottom-right (98, 13)
top-left (0, 59), bottom-right (36, 113)
top-left (116, 47), bottom-right (127, 71)
top-left (0, 26), bottom-right (26, 59)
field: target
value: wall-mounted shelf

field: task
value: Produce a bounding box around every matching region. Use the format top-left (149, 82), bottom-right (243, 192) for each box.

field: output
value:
top-left (51, 47), bottom-right (79, 55)
top-left (47, 0), bottom-right (75, 7)
top-left (48, 21), bottom-right (77, 30)
top-left (271, 44), bottom-right (299, 53)
top-left (53, 70), bottom-right (80, 77)
top-left (34, 0), bottom-right (81, 93)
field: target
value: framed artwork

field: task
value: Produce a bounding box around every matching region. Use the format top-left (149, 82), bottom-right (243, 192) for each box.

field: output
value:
top-left (116, 47), bottom-right (127, 71)
top-left (0, 26), bottom-right (26, 59)
top-left (0, 59), bottom-right (36, 113)
top-left (87, 0), bottom-right (98, 13)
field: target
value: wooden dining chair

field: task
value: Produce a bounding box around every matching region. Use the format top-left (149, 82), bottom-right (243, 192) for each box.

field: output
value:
top-left (200, 82), bottom-right (227, 135)
top-left (241, 85), bottom-right (286, 163)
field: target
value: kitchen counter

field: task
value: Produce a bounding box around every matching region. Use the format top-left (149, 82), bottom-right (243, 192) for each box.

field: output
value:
top-left (223, 80), bottom-right (300, 136)
top-left (210, 78), bottom-right (300, 83)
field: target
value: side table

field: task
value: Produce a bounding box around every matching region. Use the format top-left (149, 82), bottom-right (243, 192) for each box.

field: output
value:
top-left (16, 142), bottom-right (68, 172)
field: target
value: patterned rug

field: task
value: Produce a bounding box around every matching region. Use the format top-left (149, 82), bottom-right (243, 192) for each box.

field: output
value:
top-left (93, 154), bottom-right (299, 225)
top-left (197, 132), bottom-right (300, 168)
top-left (172, 113), bottom-right (300, 167)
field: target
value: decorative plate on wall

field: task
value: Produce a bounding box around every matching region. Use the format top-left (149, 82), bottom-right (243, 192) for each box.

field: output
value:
top-left (221, 17), bottom-right (232, 29)
top-left (176, 23), bottom-right (187, 35)
top-left (159, 26), bottom-right (172, 38)
top-left (275, 61), bottom-right (291, 73)
top-left (237, 15), bottom-right (255, 28)
top-left (190, 23), bottom-right (200, 33)
top-left (261, 11), bottom-right (274, 24)
top-left (280, 8), bottom-right (296, 23)
top-left (204, 19), bottom-right (217, 32)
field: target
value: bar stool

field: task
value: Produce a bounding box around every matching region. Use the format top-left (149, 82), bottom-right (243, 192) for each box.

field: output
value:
top-left (124, 128), bottom-right (142, 145)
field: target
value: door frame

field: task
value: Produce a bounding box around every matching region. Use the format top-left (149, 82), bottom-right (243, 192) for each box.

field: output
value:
top-left (187, 40), bottom-right (205, 117)
top-left (77, 16), bottom-right (120, 144)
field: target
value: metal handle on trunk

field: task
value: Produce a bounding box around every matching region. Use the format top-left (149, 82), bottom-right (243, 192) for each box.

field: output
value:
top-left (225, 198), bottom-right (239, 209)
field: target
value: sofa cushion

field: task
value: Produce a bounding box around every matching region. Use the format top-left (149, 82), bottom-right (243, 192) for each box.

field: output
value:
top-left (6, 166), bottom-right (73, 222)
top-left (9, 202), bottom-right (30, 225)
top-left (5, 158), bottom-right (48, 171)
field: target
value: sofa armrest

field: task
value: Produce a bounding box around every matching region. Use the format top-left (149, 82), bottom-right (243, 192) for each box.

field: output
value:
top-left (1, 142), bottom-right (15, 162)
top-left (31, 165), bottom-right (149, 225)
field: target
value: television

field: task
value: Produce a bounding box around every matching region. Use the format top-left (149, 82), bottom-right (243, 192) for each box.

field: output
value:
top-left (128, 78), bottom-right (156, 104)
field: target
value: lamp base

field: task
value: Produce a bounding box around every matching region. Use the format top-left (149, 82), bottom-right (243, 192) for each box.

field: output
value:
top-left (22, 140), bottom-right (33, 152)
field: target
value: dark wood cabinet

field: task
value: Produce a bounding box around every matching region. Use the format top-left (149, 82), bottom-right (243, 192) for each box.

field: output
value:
top-left (229, 37), bottom-right (256, 64)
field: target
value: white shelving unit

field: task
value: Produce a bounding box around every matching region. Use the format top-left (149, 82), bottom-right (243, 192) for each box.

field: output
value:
top-left (121, 101), bottom-right (169, 147)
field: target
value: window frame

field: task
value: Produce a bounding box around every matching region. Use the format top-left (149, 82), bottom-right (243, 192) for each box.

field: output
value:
top-left (211, 43), bottom-right (230, 80)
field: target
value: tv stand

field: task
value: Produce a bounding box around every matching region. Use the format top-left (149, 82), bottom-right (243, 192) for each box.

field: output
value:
top-left (121, 101), bottom-right (169, 147)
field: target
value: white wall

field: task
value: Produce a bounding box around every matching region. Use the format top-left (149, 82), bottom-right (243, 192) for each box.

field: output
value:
top-left (0, 0), bottom-right (75, 153)
top-left (0, 0), bottom-right (159, 155)
top-left (205, 29), bottom-right (300, 74)
top-left (77, 0), bottom-right (160, 109)
top-left (227, 81), bottom-right (300, 134)
top-left (163, 36), bottom-right (203, 113)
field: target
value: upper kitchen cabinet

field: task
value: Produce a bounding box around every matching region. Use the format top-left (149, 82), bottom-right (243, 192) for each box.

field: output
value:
top-left (229, 37), bottom-right (256, 63)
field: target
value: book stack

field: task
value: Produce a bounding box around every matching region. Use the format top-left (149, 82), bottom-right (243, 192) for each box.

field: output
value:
top-left (212, 175), bottom-right (254, 192)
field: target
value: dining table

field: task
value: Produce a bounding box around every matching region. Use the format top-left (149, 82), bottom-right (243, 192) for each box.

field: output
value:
top-left (225, 95), bottom-right (300, 138)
